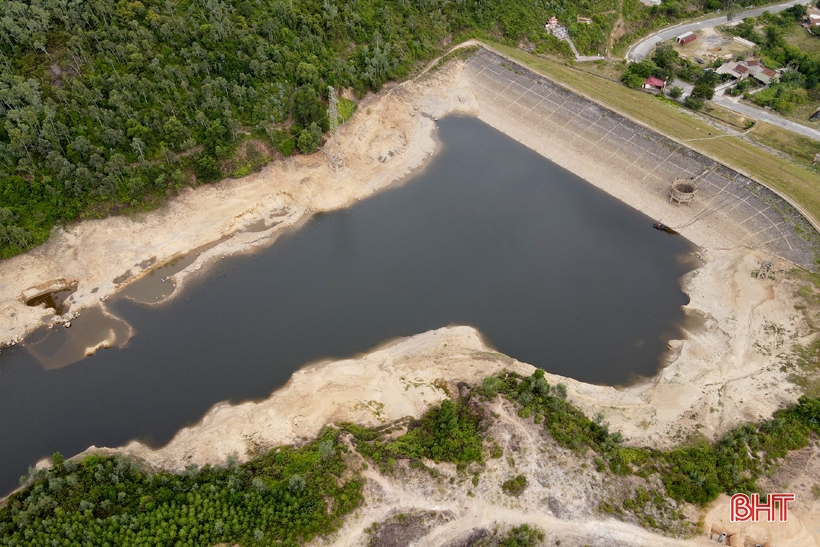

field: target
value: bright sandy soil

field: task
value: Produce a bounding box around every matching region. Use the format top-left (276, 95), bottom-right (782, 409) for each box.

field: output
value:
top-left (4, 52), bottom-right (820, 545)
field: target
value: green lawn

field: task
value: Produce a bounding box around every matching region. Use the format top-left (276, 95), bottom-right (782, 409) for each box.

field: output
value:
top-left (784, 25), bottom-right (820, 57)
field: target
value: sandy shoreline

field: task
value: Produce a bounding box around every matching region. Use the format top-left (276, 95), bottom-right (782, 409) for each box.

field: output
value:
top-left (0, 80), bottom-right (470, 350)
top-left (3, 50), bottom-right (820, 545)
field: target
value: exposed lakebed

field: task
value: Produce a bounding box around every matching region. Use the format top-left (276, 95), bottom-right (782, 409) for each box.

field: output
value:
top-left (0, 116), bottom-right (696, 495)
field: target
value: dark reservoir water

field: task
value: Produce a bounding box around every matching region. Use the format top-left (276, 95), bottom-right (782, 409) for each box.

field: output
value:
top-left (0, 116), bottom-right (695, 495)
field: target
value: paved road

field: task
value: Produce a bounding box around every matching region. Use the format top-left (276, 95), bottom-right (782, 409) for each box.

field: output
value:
top-left (626, 0), bottom-right (811, 62)
top-left (713, 92), bottom-right (820, 139)
top-left (627, 0), bottom-right (820, 141)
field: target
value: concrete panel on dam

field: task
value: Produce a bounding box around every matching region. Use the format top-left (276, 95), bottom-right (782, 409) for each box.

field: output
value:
top-left (462, 49), bottom-right (819, 269)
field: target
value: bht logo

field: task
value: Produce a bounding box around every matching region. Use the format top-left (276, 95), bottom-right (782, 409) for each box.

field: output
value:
top-left (730, 493), bottom-right (795, 522)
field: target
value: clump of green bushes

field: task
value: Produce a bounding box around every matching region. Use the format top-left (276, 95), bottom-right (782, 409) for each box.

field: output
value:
top-left (499, 524), bottom-right (544, 547)
top-left (501, 474), bottom-right (528, 496)
top-left (343, 398), bottom-right (485, 470)
top-left (478, 370), bottom-right (627, 471)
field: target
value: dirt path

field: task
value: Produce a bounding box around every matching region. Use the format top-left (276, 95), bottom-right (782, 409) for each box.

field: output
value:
top-left (610, 0), bottom-right (625, 53)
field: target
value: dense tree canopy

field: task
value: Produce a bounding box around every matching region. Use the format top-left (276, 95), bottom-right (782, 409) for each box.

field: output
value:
top-left (0, 0), bottom-right (631, 258)
top-left (0, 429), bottom-right (363, 547)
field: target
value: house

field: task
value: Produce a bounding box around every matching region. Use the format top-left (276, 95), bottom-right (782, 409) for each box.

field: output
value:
top-left (544, 17), bottom-right (569, 39)
top-left (643, 76), bottom-right (666, 90)
top-left (716, 61), bottom-right (750, 79)
top-left (742, 60), bottom-right (778, 84)
top-left (717, 58), bottom-right (780, 85)
top-left (576, 16), bottom-right (593, 24)
top-left (676, 31), bottom-right (697, 45)
top-left (752, 67), bottom-right (777, 84)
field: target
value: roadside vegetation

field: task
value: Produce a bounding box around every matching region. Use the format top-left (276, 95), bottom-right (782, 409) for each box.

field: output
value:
top-left (621, 41), bottom-right (722, 111)
top-left (723, 5), bottom-right (820, 115)
top-left (619, 4), bottom-right (817, 116)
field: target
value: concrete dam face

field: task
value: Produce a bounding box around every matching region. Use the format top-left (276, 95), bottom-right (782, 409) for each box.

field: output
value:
top-left (463, 48), bottom-right (820, 269)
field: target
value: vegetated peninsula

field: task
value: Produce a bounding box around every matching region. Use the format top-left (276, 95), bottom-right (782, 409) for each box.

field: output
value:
top-left (4, 350), bottom-right (820, 547)
top-left (0, 0), bottom-right (788, 259)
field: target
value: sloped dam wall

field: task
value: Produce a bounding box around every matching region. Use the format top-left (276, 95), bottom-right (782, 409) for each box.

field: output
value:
top-left (462, 48), bottom-right (819, 269)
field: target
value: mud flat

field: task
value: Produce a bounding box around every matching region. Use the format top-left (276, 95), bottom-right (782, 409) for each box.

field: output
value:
top-left (6, 48), bottom-right (820, 546)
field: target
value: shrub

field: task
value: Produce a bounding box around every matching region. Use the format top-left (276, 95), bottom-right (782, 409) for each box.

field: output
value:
top-left (667, 86), bottom-right (683, 99)
top-left (501, 474), bottom-right (528, 496)
top-left (345, 397), bottom-right (485, 466)
top-left (499, 524), bottom-right (544, 547)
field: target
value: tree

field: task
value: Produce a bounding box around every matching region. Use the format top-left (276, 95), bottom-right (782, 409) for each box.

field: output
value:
top-left (684, 96), bottom-right (705, 110)
top-left (785, 3), bottom-right (807, 20)
top-left (292, 86), bottom-right (325, 128)
top-left (667, 86), bottom-right (684, 99)
top-left (652, 43), bottom-right (679, 71)
top-left (297, 123), bottom-right (322, 154)
top-left (195, 154), bottom-right (222, 182)
top-left (726, 3), bottom-right (743, 21)
top-left (622, 73), bottom-right (645, 89)
top-left (163, 117), bottom-right (186, 150)
top-left (295, 62), bottom-right (320, 87)
top-left (691, 81), bottom-right (715, 100)
top-left (288, 474), bottom-right (306, 492)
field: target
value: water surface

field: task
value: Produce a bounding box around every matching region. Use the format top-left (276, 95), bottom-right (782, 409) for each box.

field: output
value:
top-left (0, 116), bottom-right (695, 495)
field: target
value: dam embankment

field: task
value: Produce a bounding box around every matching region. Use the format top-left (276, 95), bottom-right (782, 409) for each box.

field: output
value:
top-left (454, 48), bottom-right (820, 267)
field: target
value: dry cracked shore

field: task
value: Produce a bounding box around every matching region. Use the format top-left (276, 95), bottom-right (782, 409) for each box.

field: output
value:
top-left (3, 49), bottom-right (820, 546)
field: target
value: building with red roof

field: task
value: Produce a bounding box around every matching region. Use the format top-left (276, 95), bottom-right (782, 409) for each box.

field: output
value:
top-left (643, 76), bottom-right (666, 90)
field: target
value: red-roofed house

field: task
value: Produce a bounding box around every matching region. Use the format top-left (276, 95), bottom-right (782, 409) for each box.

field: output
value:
top-left (643, 76), bottom-right (666, 90)
top-left (753, 67), bottom-right (777, 84)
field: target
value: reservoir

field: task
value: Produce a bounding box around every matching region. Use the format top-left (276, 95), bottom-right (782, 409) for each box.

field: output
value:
top-left (0, 116), bottom-right (695, 495)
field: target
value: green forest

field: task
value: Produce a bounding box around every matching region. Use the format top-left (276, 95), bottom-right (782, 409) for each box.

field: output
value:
top-left (0, 0), bottom-right (585, 258)
top-left (0, 0), bottom-right (774, 259)
top-left (0, 429), bottom-right (363, 547)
